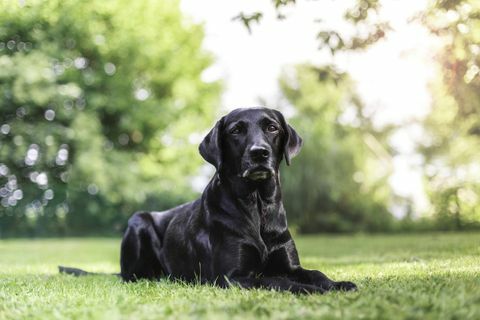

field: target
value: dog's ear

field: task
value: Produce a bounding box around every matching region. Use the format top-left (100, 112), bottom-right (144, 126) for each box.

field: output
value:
top-left (199, 117), bottom-right (224, 170)
top-left (273, 110), bottom-right (303, 166)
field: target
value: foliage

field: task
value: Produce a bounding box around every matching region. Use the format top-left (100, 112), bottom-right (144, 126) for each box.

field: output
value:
top-left (234, 0), bottom-right (389, 55)
top-left (0, 0), bottom-right (221, 237)
top-left (1, 233), bottom-right (479, 319)
top-left (232, 12), bottom-right (264, 34)
top-left (417, 0), bottom-right (480, 229)
top-left (279, 65), bottom-right (394, 233)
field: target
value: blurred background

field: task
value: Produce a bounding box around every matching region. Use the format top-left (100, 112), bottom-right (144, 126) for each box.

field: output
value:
top-left (0, 0), bottom-right (479, 238)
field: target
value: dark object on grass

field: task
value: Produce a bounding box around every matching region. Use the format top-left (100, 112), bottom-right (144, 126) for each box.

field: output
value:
top-left (58, 266), bottom-right (119, 277)
top-left (59, 266), bottom-right (89, 276)
top-left (61, 107), bottom-right (357, 294)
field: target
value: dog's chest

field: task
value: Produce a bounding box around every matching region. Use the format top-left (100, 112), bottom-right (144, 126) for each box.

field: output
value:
top-left (249, 201), bottom-right (288, 264)
top-left (220, 192), bottom-right (288, 272)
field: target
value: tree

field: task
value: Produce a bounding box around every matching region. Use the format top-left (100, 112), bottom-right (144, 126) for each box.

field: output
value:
top-left (279, 65), bottom-right (393, 232)
top-left (0, 0), bottom-right (221, 237)
top-left (417, 0), bottom-right (480, 229)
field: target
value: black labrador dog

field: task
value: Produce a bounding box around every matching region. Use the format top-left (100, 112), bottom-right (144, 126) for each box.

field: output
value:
top-left (117, 107), bottom-right (356, 294)
top-left (60, 107), bottom-right (356, 293)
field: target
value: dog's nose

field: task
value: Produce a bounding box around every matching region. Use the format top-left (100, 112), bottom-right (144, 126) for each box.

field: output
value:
top-left (249, 145), bottom-right (270, 161)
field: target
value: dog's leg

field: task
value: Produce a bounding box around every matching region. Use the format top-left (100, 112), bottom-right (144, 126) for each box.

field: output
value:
top-left (120, 212), bottom-right (165, 281)
top-left (263, 239), bottom-right (357, 291)
top-left (218, 276), bottom-right (326, 294)
top-left (262, 231), bottom-right (357, 291)
top-left (288, 267), bottom-right (357, 291)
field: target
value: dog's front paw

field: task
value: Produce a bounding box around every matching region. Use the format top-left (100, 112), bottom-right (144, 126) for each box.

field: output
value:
top-left (333, 281), bottom-right (357, 291)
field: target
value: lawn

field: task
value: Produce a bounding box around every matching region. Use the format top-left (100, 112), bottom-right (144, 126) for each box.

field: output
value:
top-left (0, 233), bottom-right (479, 319)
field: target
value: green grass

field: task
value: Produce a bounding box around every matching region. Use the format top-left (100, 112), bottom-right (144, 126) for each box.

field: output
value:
top-left (1, 233), bottom-right (479, 319)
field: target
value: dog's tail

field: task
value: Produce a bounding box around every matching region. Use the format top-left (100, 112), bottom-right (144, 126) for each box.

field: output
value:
top-left (58, 265), bottom-right (120, 277)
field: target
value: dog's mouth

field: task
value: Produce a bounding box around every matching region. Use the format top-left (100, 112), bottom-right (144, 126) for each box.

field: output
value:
top-left (241, 167), bottom-right (275, 181)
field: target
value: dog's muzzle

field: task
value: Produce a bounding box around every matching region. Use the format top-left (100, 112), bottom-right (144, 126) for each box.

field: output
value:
top-left (241, 166), bottom-right (275, 181)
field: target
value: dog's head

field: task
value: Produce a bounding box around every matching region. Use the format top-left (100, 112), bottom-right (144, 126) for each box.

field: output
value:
top-left (199, 107), bottom-right (302, 181)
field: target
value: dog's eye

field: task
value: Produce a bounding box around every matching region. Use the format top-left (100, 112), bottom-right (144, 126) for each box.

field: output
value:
top-left (230, 127), bottom-right (241, 135)
top-left (266, 124), bottom-right (278, 133)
